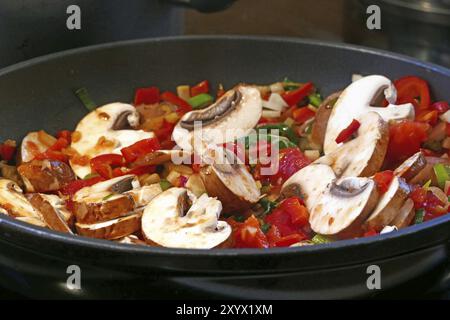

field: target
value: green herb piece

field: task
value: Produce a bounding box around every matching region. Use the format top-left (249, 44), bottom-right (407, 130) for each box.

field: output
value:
top-left (311, 234), bottom-right (332, 244)
top-left (159, 179), bottom-right (172, 191)
top-left (75, 87), bottom-right (96, 111)
top-left (259, 197), bottom-right (278, 215)
top-left (414, 208), bottom-right (425, 224)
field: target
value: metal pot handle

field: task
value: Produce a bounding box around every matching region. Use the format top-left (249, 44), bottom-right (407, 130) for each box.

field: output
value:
top-left (166, 0), bottom-right (236, 12)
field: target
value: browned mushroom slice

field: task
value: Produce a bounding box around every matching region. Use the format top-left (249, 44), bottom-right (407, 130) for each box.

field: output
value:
top-left (364, 176), bottom-right (410, 231)
top-left (391, 199), bottom-right (415, 229)
top-left (0, 178), bottom-right (44, 222)
top-left (310, 91), bottom-right (342, 148)
top-left (17, 159), bottom-right (76, 193)
top-left (116, 235), bottom-right (148, 245)
top-left (200, 162), bottom-right (260, 213)
top-left (72, 175), bottom-right (161, 224)
top-left (315, 112), bottom-right (389, 178)
top-left (409, 157), bottom-right (450, 186)
top-left (76, 212), bottom-right (142, 240)
top-left (309, 176), bottom-right (379, 238)
top-left (27, 193), bottom-right (73, 233)
top-left (393, 152), bottom-right (426, 182)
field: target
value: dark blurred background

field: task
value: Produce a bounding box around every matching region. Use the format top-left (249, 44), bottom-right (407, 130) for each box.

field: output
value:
top-left (0, 0), bottom-right (449, 68)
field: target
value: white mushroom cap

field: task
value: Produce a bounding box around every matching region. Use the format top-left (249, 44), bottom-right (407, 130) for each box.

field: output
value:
top-left (19, 131), bottom-right (54, 163)
top-left (309, 176), bottom-right (379, 238)
top-left (70, 103), bottom-right (154, 178)
top-left (142, 188), bottom-right (231, 249)
top-left (172, 86), bottom-right (262, 151)
top-left (316, 112), bottom-right (389, 178)
top-left (324, 75), bottom-right (415, 154)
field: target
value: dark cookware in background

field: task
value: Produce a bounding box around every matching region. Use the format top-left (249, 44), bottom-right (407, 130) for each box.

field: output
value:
top-left (0, 36), bottom-right (449, 299)
top-left (350, 0), bottom-right (450, 67)
top-left (0, 0), bottom-right (235, 68)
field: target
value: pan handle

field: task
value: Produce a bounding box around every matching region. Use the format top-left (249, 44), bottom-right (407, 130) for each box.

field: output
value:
top-left (166, 0), bottom-right (236, 12)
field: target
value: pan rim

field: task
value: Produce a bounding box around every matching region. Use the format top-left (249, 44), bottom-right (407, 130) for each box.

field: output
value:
top-left (0, 35), bottom-right (449, 259)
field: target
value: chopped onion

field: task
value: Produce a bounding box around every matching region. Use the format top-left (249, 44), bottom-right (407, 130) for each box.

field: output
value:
top-left (304, 150), bottom-right (320, 161)
top-left (262, 110), bottom-right (281, 118)
top-left (380, 225), bottom-right (398, 234)
top-left (352, 74), bottom-right (363, 82)
top-left (439, 110), bottom-right (450, 123)
top-left (269, 82), bottom-right (284, 94)
top-left (262, 93), bottom-right (288, 111)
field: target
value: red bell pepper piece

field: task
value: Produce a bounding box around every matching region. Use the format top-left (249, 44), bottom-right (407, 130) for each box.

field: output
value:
top-left (373, 170), bottom-right (394, 194)
top-left (161, 91), bottom-right (192, 115)
top-left (0, 142), bottom-right (16, 162)
top-left (335, 119), bottom-right (360, 144)
top-left (265, 197), bottom-right (309, 237)
top-left (120, 138), bottom-right (161, 163)
top-left (60, 176), bottom-right (104, 197)
top-left (134, 87), bottom-right (160, 105)
top-left (386, 120), bottom-right (429, 166)
top-left (431, 101), bottom-right (449, 114)
top-left (415, 109), bottom-right (438, 125)
top-left (363, 229), bottom-right (379, 237)
top-left (292, 107), bottom-right (315, 124)
top-left (34, 137), bottom-right (70, 162)
top-left (190, 80), bottom-right (210, 97)
top-left (153, 120), bottom-right (175, 142)
top-left (216, 84), bottom-right (225, 99)
top-left (273, 233), bottom-right (305, 247)
top-left (90, 154), bottom-right (125, 179)
top-left (394, 76), bottom-right (431, 110)
top-left (281, 82), bottom-right (314, 107)
top-left (233, 215), bottom-right (269, 249)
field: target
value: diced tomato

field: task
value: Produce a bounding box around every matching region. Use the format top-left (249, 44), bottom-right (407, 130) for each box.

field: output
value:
top-left (190, 80), bottom-right (210, 97)
top-left (233, 215), bottom-right (269, 249)
top-left (410, 186), bottom-right (447, 221)
top-left (394, 76), bottom-right (431, 110)
top-left (0, 142), bottom-right (16, 162)
top-left (258, 117), bottom-right (279, 125)
top-left (60, 176), bottom-right (104, 197)
top-left (90, 154), bottom-right (125, 179)
top-left (335, 119), bottom-right (361, 144)
top-left (56, 130), bottom-right (72, 144)
top-left (265, 197), bottom-right (309, 237)
top-left (258, 148), bottom-right (311, 186)
top-left (120, 138), bottom-right (161, 163)
top-left (431, 101), bottom-right (449, 114)
top-left (416, 109), bottom-right (438, 126)
top-left (34, 137), bottom-right (70, 162)
top-left (386, 120), bottom-right (429, 166)
top-left (161, 91), bottom-right (192, 115)
top-left (373, 170), bottom-right (395, 194)
top-left (292, 107), bottom-right (315, 124)
top-left (282, 82), bottom-right (314, 107)
top-left (134, 87), bottom-right (160, 105)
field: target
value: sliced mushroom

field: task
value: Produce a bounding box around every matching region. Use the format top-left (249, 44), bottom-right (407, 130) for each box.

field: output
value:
top-left (19, 131), bottom-right (56, 164)
top-left (309, 176), bottom-right (379, 238)
top-left (76, 212), bottom-right (142, 240)
top-left (409, 157), bottom-right (450, 186)
top-left (131, 149), bottom-right (192, 167)
top-left (315, 112), bottom-right (389, 178)
top-left (391, 199), bottom-right (415, 229)
top-left (17, 159), bottom-right (75, 193)
top-left (0, 161), bottom-right (24, 187)
top-left (27, 193), bottom-right (73, 233)
top-left (70, 103), bottom-right (154, 178)
top-left (142, 188), bottom-right (231, 249)
top-left (172, 85), bottom-right (262, 151)
top-left (281, 163), bottom-right (336, 209)
top-left (15, 216), bottom-right (47, 227)
top-left (364, 176), bottom-right (410, 231)
top-left (0, 179), bottom-right (43, 221)
top-left (72, 175), bottom-right (161, 224)
top-left (310, 91), bottom-right (342, 148)
top-left (199, 148), bottom-right (260, 213)
top-left (393, 152), bottom-right (427, 182)
top-left (116, 235), bottom-right (147, 245)
top-left (324, 75), bottom-right (415, 154)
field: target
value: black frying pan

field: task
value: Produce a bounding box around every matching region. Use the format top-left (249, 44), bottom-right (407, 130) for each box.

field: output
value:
top-left (0, 36), bottom-right (449, 299)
